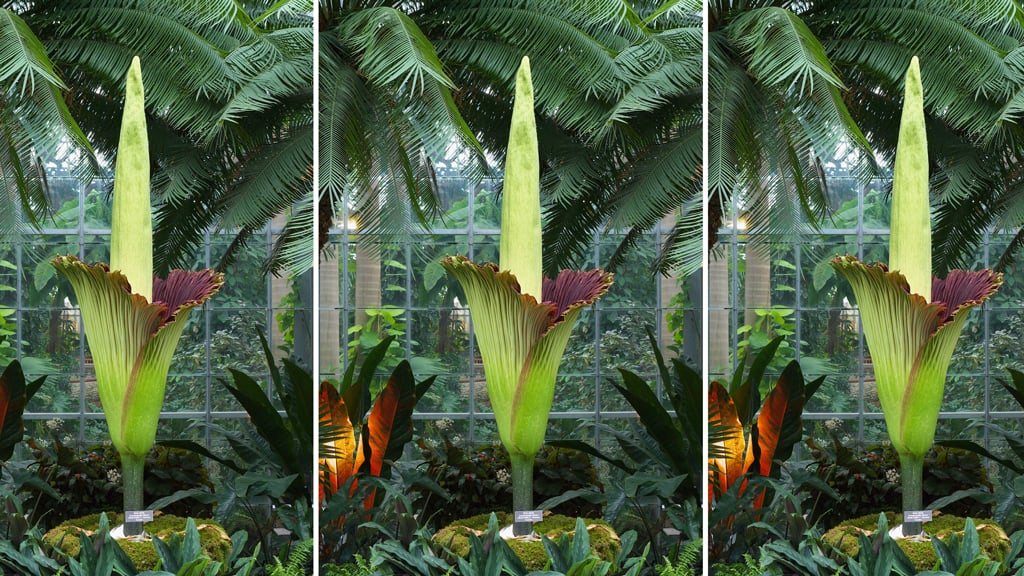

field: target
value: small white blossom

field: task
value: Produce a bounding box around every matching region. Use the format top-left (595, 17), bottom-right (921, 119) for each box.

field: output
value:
top-left (825, 418), bottom-right (842, 431)
top-left (107, 468), bottom-right (121, 483)
top-left (495, 468), bottom-right (511, 485)
top-left (885, 468), bottom-right (900, 483)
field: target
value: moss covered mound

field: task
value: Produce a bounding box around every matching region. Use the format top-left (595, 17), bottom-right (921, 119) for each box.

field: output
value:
top-left (44, 512), bottom-right (232, 571)
top-left (433, 512), bottom-right (620, 571)
top-left (823, 513), bottom-right (1010, 572)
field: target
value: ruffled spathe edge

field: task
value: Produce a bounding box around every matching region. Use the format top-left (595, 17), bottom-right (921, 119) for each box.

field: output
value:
top-left (52, 255), bottom-right (224, 330)
top-left (441, 255), bottom-right (613, 332)
top-left (831, 255), bottom-right (1002, 331)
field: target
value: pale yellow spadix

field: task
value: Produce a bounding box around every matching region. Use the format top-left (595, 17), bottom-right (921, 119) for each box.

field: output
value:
top-left (889, 56), bottom-right (931, 301)
top-left (110, 56), bottom-right (152, 301)
top-left (499, 56), bottom-right (542, 299)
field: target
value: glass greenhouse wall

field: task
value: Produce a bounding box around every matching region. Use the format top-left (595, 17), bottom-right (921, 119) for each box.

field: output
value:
top-left (321, 175), bottom-right (694, 448)
top-left (0, 175), bottom-right (308, 450)
top-left (712, 175), bottom-right (1024, 456)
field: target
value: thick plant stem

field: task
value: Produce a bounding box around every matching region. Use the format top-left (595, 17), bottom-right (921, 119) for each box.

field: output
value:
top-left (900, 452), bottom-right (924, 536)
top-left (122, 453), bottom-right (145, 537)
top-left (510, 453), bottom-right (534, 537)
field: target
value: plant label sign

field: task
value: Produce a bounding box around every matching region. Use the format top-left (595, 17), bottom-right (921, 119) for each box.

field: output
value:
top-left (125, 510), bottom-right (154, 523)
top-left (514, 510), bottom-right (544, 523)
top-left (904, 510), bottom-right (932, 523)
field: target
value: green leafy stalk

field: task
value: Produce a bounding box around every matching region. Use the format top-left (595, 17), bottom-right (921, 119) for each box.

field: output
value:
top-left (832, 57), bottom-right (1001, 537)
top-left (53, 58), bottom-right (222, 537)
top-left (442, 57), bottom-right (612, 537)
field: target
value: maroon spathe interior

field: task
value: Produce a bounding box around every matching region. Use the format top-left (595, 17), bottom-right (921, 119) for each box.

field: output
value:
top-left (542, 269), bottom-right (612, 320)
top-left (931, 269), bottom-right (1000, 323)
top-left (153, 269), bottom-right (222, 323)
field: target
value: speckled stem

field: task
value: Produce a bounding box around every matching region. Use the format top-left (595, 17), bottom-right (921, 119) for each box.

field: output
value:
top-left (900, 452), bottom-right (924, 537)
top-left (511, 453), bottom-right (534, 537)
top-left (122, 453), bottom-right (145, 536)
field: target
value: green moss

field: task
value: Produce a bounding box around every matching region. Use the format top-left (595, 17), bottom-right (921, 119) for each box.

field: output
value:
top-left (44, 513), bottom-right (232, 572)
top-left (822, 513), bottom-right (1010, 572)
top-left (433, 512), bottom-right (620, 571)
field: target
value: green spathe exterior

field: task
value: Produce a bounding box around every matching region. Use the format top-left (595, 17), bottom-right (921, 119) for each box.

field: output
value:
top-left (441, 57), bottom-right (612, 537)
top-left (52, 57), bottom-right (223, 537)
top-left (831, 57), bottom-right (1002, 537)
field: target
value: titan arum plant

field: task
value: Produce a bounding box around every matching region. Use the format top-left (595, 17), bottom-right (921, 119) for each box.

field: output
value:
top-left (52, 57), bottom-right (223, 538)
top-left (441, 56), bottom-right (613, 538)
top-left (832, 57), bottom-right (1002, 538)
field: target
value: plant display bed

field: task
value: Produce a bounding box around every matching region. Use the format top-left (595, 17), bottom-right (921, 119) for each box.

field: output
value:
top-left (44, 513), bottom-right (232, 570)
top-left (823, 512), bottom-right (1010, 571)
top-left (433, 512), bottom-right (620, 571)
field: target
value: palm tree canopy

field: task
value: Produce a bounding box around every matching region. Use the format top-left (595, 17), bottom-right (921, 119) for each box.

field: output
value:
top-left (711, 0), bottom-right (1024, 275)
top-left (3, 0), bottom-right (313, 275)
top-left (323, 0), bottom-right (700, 276)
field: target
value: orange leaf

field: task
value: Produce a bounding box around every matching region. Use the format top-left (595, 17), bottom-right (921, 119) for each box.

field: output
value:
top-left (708, 381), bottom-right (753, 500)
top-left (756, 376), bottom-right (793, 479)
top-left (319, 381), bottom-right (357, 504)
top-left (365, 380), bottom-right (399, 479)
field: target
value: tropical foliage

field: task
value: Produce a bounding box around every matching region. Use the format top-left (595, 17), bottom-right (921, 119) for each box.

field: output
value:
top-left (322, 0), bottom-right (700, 274)
top-left (2, 0), bottom-right (313, 274)
top-left (709, 338), bottom-right (824, 558)
top-left (709, 0), bottom-right (1024, 273)
top-left (320, 335), bottom-right (436, 558)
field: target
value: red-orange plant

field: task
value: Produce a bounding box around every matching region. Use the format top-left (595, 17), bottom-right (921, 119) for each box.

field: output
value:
top-left (319, 348), bottom-right (434, 520)
top-left (708, 341), bottom-right (823, 511)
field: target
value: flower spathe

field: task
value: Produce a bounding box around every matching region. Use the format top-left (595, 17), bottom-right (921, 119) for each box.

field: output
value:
top-left (831, 257), bottom-right (1001, 457)
top-left (52, 256), bottom-right (223, 459)
top-left (441, 256), bottom-right (612, 458)
top-left (441, 56), bottom-right (613, 536)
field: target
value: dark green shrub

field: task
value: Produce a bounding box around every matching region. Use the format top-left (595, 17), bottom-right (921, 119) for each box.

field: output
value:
top-left (321, 556), bottom-right (373, 576)
top-left (25, 438), bottom-right (213, 528)
top-left (804, 435), bottom-right (992, 529)
top-left (412, 434), bottom-right (602, 528)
